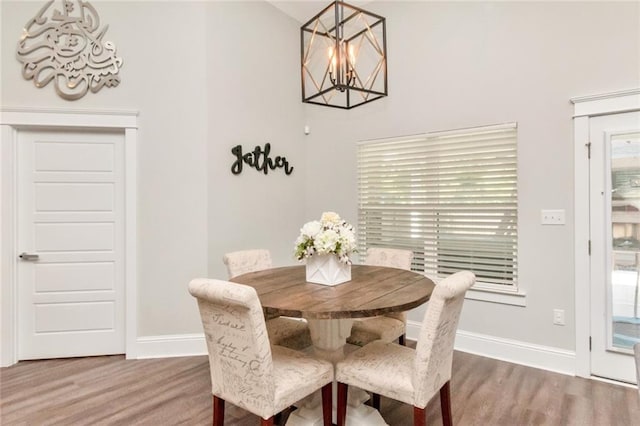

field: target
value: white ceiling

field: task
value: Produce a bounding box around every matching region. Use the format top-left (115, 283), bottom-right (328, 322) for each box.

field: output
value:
top-left (267, 1), bottom-right (373, 24)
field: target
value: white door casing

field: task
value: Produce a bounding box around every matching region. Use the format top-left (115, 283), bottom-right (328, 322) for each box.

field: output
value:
top-left (0, 108), bottom-right (138, 367)
top-left (18, 129), bottom-right (126, 359)
top-left (589, 112), bottom-right (640, 383)
top-left (573, 89), bottom-right (640, 381)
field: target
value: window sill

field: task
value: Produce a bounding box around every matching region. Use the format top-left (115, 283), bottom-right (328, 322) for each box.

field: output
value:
top-left (464, 287), bottom-right (527, 307)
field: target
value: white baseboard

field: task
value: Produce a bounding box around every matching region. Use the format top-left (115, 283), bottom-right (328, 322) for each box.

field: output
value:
top-left (134, 326), bottom-right (577, 377)
top-left (134, 333), bottom-right (207, 359)
top-left (406, 321), bottom-right (576, 376)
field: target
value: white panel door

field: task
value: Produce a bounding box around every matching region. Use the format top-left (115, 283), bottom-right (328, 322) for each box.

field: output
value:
top-left (589, 111), bottom-right (640, 383)
top-left (17, 129), bottom-right (125, 359)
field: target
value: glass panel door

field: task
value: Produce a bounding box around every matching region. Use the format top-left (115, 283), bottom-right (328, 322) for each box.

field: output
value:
top-left (610, 131), bottom-right (640, 351)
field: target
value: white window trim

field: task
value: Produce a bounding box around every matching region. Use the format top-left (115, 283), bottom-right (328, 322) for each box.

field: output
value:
top-left (465, 286), bottom-right (527, 306)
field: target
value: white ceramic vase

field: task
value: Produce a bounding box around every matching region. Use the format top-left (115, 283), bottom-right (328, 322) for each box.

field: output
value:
top-left (305, 254), bottom-right (351, 286)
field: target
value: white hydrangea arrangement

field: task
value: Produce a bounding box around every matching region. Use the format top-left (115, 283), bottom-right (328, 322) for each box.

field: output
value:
top-left (294, 211), bottom-right (356, 264)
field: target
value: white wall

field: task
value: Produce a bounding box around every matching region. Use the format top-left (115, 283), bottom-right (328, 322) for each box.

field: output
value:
top-left (302, 1), bottom-right (640, 350)
top-left (206, 1), bottom-right (306, 279)
top-left (1, 0), bottom-right (210, 336)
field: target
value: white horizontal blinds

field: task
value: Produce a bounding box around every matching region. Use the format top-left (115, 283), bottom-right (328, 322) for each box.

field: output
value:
top-left (357, 124), bottom-right (518, 288)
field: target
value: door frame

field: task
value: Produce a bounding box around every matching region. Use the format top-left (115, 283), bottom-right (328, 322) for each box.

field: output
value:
top-left (572, 88), bottom-right (640, 378)
top-left (0, 108), bottom-right (138, 367)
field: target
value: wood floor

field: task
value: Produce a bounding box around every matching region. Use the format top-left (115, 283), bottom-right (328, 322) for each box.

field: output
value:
top-left (1, 350), bottom-right (639, 425)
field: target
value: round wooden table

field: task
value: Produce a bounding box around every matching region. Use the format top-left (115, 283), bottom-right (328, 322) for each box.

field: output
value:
top-left (231, 264), bottom-right (435, 426)
top-left (230, 264), bottom-right (434, 319)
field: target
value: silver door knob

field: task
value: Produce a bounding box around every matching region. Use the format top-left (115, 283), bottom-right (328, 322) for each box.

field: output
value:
top-left (19, 252), bottom-right (40, 261)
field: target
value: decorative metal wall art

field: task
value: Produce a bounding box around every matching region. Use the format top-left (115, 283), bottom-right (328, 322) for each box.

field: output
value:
top-left (301, 1), bottom-right (387, 109)
top-left (16, 0), bottom-right (123, 100)
top-left (231, 143), bottom-right (294, 176)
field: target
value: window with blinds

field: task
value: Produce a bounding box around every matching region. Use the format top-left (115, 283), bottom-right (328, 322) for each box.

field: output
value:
top-left (357, 123), bottom-right (518, 291)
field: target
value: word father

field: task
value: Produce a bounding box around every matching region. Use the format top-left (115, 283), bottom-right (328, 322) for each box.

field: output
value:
top-left (231, 143), bottom-right (294, 176)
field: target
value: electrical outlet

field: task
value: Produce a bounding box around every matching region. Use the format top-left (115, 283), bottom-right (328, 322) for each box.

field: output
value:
top-left (541, 209), bottom-right (565, 225)
top-left (553, 309), bottom-right (565, 325)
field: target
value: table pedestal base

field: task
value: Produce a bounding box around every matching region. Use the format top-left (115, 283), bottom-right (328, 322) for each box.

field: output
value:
top-left (285, 318), bottom-right (388, 426)
top-left (286, 387), bottom-right (388, 426)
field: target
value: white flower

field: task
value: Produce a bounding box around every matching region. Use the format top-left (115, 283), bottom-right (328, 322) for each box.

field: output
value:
top-left (340, 227), bottom-right (355, 245)
top-left (320, 211), bottom-right (341, 225)
top-left (314, 229), bottom-right (339, 254)
top-left (294, 211), bottom-right (357, 264)
top-left (300, 220), bottom-right (322, 238)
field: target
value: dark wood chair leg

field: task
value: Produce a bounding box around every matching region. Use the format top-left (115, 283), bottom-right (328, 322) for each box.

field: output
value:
top-left (260, 416), bottom-right (274, 426)
top-left (399, 333), bottom-right (406, 346)
top-left (413, 406), bottom-right (426, 426)
top-left (321, 383), bottom-right (332, 426)
top-left (213, 395), bottom-right (224, 426)
top-left (372, 393), bottom-right (381, 410)
top-left (337, 382), bottom-right (348, 426)
top-left (440, 380), bottom-right (453, 426)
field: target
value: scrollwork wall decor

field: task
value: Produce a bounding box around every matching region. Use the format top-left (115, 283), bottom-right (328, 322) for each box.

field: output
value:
top-left (231, 143), bottom-right (294, 176)
top-left (16, 0), bottom-right (123, 100)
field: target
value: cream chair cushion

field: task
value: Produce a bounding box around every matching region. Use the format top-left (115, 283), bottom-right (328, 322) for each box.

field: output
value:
top-left (223, 249), bottom-right (312, 350)
top-left (337, 340), bottom-right (416, 405)
top-left (363, 247), bottom-right (414, 270)
top-left (348, 247), bottom-right (414, 346)
top-left (266, 317), bottom-right (312, 349)
top-left (337, 271), bottom-right (475, 409)
top-left (347, 316), bottom-right (406, 347)
top-left (189, 278), bottom-right (333, 420)
top-left (222, 249), bottom-right (272, 278)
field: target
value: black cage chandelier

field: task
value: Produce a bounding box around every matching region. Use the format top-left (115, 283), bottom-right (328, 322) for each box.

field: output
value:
top-left (301, 1), bottom-right (387, 109)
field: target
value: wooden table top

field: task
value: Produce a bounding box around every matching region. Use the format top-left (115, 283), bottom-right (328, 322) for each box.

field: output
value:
top-left (230, 264), bottom-right (435, 320)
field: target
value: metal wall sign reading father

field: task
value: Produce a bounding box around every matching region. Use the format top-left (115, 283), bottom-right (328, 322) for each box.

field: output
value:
top-left (231, 143), bottom-right (294, 176)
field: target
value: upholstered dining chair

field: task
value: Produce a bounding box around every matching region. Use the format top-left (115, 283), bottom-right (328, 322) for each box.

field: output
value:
top-left (335, 271), bottom-right (476, 426)
top-left (347, 247), bottom-right (414, 347)
top-left (189, 278), bottom-right (333, 426)
top-left (634, 342), bottom-right (640, 398)
top-left (223, 249), bottom-right (312, 350)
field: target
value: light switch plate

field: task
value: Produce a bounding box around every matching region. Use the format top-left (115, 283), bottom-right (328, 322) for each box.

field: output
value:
top-left (541, 209), bottom-right (565, 225)
top-left (553, 309), bottom-right (566, 325)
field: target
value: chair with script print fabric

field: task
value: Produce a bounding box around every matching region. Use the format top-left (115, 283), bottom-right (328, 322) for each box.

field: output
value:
top-left (336, 271), bottom-right (475, 426)
top-left (189, 279), bottom-right (333, 426)
top-left (347, 248), bottom-right (414, 347)
top-left (223, 249), bottom-right (312, 350)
